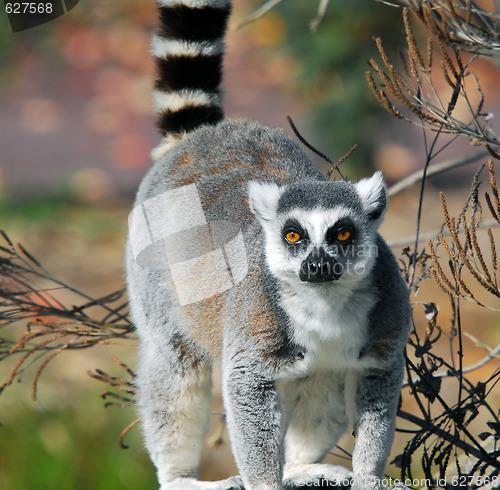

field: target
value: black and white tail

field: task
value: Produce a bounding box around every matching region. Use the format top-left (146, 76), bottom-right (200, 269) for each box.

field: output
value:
top-left (151, 0), bottom-right (231, 160)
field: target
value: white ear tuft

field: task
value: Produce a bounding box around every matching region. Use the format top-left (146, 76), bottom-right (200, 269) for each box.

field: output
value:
top-left (247, 182), bottom-right (283, 223)
top-left (354, 171), bottom-right (388, 222)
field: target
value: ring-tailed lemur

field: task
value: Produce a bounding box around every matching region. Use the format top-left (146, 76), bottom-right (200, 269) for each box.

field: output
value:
top-left (126, 1), bottom-right (412, 489)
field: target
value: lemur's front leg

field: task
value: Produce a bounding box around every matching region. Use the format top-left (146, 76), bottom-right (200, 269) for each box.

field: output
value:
top-left (282, 371), bottom-right (353, 488)
top-left (222, 341), bottom-right (284, 490)
top-left (349, 355), bottom-right (405, 490)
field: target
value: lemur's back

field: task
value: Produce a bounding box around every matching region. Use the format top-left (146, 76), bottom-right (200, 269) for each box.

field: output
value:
top-left (136, 119), bottom-right (324, 225)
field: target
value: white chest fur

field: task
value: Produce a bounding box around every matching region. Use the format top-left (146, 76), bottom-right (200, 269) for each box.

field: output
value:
top-left (280, 280), bottom-right (377, 374)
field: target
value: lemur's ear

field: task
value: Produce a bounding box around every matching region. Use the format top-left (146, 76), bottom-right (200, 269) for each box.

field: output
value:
top-left (354, 171), bottom-right (388, 222)
top-left (247, 182), bottom-right (283, 223)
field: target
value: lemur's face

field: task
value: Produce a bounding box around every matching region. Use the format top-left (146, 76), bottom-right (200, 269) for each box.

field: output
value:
top-left (274, 208), bottom-right (373, 283)
top-left (248, 172), bottom-right (387, 285)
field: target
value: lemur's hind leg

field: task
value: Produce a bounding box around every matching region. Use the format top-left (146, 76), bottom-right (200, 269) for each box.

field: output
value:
top-left (136, 333), bottom-right (244, 490)
top-left (283, 371), bottom-right (353, 488)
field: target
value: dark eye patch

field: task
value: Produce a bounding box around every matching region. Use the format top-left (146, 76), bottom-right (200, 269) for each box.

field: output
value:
top-left (282, 218), bottom-right (309, 251)
top-left (283, 219), bottom-right (308, 238)
top-left (325, 218), bottom-right (357, 246)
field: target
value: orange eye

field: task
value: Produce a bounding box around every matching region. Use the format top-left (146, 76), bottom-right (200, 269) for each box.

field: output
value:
top-left (337, 229), bottom-right (352, 241)
top-left (285, 231), bottom-right (301, 244)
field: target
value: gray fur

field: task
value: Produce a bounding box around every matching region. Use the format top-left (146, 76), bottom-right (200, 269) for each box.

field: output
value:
top-left (127, 120), bottom-right (412, 490)
top-left (277, 180), bottom-right (364, 215)
top-left (127, 2), bottom-right (412, 489)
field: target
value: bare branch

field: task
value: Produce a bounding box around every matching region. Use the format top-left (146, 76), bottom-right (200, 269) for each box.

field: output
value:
top-left (388, 150), bottom-right (488, 196)
top-left (309, 0), bottom-right (330, 32)
top-left (236, 0), bottom-right (283, 29)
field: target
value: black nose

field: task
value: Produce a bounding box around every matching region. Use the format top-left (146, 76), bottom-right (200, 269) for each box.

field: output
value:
top-left (299, 248), bottom-right (342, 283)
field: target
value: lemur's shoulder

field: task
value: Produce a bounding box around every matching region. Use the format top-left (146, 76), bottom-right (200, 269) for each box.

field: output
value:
top-left (137, 118), bottom-right (325, 210)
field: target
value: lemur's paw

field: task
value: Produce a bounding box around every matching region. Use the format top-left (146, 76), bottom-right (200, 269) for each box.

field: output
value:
top-left (160, 476), bottom-right (244, 490)
top-left (283, 464), bottom-right (353, 489)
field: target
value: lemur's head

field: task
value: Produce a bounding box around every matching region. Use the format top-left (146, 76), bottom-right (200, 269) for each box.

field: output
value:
top-left (248, 172), bottom-right (387, 285)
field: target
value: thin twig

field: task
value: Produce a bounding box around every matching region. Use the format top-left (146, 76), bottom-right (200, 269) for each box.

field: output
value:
top-left (309, 0), bottom-right (330, 32)
top-left (388, 150), bottom-right (488, 196)
top-left (237, 0), bottom-right (284, 29)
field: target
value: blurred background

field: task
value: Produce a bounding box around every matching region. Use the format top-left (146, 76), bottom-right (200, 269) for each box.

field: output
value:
top-left (0, 1), bottom-right (499, 489)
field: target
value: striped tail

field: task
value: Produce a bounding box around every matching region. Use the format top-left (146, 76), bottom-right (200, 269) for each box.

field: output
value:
top-left (151, 0), bottom-right (231, 160)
